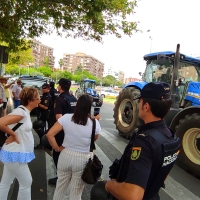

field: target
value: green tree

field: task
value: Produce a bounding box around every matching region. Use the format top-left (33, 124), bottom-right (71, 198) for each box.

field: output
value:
top-left (62, 71), bottom-right (73, 80)
top-left (51, 70), bottom-right (63, 82)
top-left (5, 65), bottom-right (19, 75)
top-left (75, 65), bottom-right (83, 73)
top-left (102, 75), bottom-right (117, 86)
top-left (0, 0), bottom-right (138, 51)
top-left (0, 41), bottom-right (34, 67)
top-left (42, 56), bottom-right (50, 67)
top-left (74, 70), bottom-right (98, 82)
top-left (37, 66), bottom-right (52, 77)
top-left (58, 59), bottom-right (64, 69)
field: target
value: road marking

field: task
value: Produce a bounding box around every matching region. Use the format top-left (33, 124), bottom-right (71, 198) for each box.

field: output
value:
top-left (95, 144), bottom-right (112, 180)
top-left (104, 118), bottom-right (114, 121)
top-left (45, 153), bottom-right (56, 200)
top-left (100, 129), bottom-right (127, 153)
top-left (163, 176), bottom-right (200, 200)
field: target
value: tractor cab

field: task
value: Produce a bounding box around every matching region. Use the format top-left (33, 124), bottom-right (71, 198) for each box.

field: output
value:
top-left (80, 79), bottom-right (96, 95)
top-left (143, 52), bottom-right (200, 108)
top-left (75, 79), bottom-right (103, 107)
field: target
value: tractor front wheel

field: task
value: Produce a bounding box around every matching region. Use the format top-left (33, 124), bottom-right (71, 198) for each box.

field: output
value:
top-left (113, 87), bottom-right (140, 139)
top-left (175, 113), bottom-right (200, 177)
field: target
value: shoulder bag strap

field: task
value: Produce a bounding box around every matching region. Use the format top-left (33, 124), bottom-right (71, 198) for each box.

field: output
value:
top-left (12, 106), bottom-right (25, 131)
top-left (89, 118), bottom-right (96, 152)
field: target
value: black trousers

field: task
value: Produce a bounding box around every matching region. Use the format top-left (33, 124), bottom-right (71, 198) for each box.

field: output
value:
top-left (53, 130), bottom-right (64, 169)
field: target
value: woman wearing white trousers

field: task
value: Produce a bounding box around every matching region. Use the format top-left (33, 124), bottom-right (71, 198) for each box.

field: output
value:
top-left (47, 94), bottom-right (101, 200)
top-left (0, 87), bottom-right (41, 200)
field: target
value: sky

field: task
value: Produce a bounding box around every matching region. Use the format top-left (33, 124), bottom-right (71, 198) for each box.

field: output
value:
top-left (37, 0), bottom-right (200, 79)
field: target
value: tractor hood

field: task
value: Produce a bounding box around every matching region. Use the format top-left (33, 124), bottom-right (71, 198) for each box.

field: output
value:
top-left (86, 88), bottom-right (98, 97)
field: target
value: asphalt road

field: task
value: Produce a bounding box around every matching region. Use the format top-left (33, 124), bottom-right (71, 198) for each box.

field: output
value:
top-left (3, 102), bottom-right (200, 200)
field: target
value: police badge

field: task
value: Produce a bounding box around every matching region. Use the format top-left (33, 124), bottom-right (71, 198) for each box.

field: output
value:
top-left (131, 147), bottom-right (141, 160)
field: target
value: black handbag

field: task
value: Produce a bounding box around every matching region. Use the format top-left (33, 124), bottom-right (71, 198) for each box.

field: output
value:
top-left (81, 118), bottom-right (103, 184)
top-left (0, 122), bottom-right (23, 148)
top-left (0, 107), bottom-right (25, 148)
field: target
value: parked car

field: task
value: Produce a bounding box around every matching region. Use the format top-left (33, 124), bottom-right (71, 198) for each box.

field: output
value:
top-left (100, 89), bottom-right (119, 98)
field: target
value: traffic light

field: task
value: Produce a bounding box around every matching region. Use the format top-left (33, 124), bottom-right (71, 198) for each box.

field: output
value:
top-left (0, 45), bottom-right (8, 64)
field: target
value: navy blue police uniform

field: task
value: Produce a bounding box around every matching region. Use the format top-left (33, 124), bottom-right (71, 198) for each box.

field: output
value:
top-left (33, 91), bottom-right (52, 148)
top-left (38, 92), bottom-right (51, 123)
top-left (117, 120), bottom-right (179, 200)
top-left (91, 82), bottom-right (180, 200)
top-left (53, 91), bottom-right (77, 168)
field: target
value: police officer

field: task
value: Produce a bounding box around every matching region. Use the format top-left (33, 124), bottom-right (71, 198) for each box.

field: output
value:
top-left (48, 78), bottom-right (77, 186)
top-left (91, 82), bottom-right (180, 200)
top-left (48, 81), bottom-right (58, 128)
top-left (34, 83), bottom-right (51, 149)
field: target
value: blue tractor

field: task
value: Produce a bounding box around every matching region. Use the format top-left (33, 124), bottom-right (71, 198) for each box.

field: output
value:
top-left (113, 44), bottom-right (200, 177)
top-left (75, 79), bottom-right (103, 107)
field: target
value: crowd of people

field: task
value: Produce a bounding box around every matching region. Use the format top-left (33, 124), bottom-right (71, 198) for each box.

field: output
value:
top-left (0, 77), bottom-right (180, 200)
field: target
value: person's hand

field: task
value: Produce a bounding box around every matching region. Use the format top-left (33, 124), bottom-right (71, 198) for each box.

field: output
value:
top-left (55, 146), bottom-right (65, 152)
top-left (5, 135), bottom-right (19, 144)
top-left (93, 114), bottom-right (100, 120)
top-left (14, 97), bottom-right (18, 100)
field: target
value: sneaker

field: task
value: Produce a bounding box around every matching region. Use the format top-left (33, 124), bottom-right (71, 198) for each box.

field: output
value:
top-left (48, 177), bottom-right (58, 186)
top-left (43, 147), bottom-right (53, 157)
top-left (34, 144), bottom-right (43, 149)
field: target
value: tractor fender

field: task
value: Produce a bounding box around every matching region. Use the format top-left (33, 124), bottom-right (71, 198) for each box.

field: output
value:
top-left (169, 106), bottom-right (200, 131)
top-left (124, 81), bottom-right (147, 90)
top-left (164, 108), bottom-right (180, 127)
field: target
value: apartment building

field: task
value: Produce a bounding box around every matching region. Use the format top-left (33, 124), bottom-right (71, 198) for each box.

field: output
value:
top-left (32, 39), bottom-right (55, 68)
top-left (103, 67), bottom-right (125, 83)
top-left (118, 71), bottom-right (125, 83)
top-left (62, 52), bottom-right (104, 78)
top-left (125, 77), bottom-right (141, 84)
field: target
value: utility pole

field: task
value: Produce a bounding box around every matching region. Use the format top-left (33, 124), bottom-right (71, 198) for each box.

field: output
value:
top-left (149, 36), bottom-right (153, 53)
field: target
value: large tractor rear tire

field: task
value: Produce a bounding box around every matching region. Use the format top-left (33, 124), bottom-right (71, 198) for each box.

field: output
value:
top-left (175, 113), bottom-right (200, 177)
top-left (113, 87), bottom-right (140, 139)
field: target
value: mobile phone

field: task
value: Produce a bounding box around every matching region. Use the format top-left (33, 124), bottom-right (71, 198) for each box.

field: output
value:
top-left (94, 107), bottom-right (100, 116)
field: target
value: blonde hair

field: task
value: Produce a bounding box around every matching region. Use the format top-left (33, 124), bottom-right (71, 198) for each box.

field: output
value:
top-left (20, 87), bottom-right (39, 106)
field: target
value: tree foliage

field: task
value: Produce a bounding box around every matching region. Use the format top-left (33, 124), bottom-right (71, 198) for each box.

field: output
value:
top-left (42, 56), bottom-right (51, 67)
top-left (102, 75), bottom-right (120, 87)
top-left (0, 0), bottom-right (138, 51)
top-left (74, 69), bottom-right (97, 82)
top-left (37, 66), bottom-right (52, 77)
top-left (0, 41), bottom-right (34, 66)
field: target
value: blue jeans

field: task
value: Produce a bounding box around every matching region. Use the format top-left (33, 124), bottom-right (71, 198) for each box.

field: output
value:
top-left (13, 98), bottom-right (21, 109)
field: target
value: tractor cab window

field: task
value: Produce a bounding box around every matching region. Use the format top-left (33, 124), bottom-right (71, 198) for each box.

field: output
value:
top-left (84, 81), bottom-right (89, 88)
top-left (144, 60), bottom-right (172, 84)
top-left (178, 62), bottom-right (200, 83)
top-left (82, 81), bottom-right (95, 89)
top-left (177, 62), bottom-right (200, 103)
top-left (87, 82), bottom-right (95, 89)
top-left (80, 81), bottom-right (85, 88)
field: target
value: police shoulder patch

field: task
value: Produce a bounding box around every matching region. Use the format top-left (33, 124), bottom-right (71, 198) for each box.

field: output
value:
top-left (131, 147), bottom-right (141, 160)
